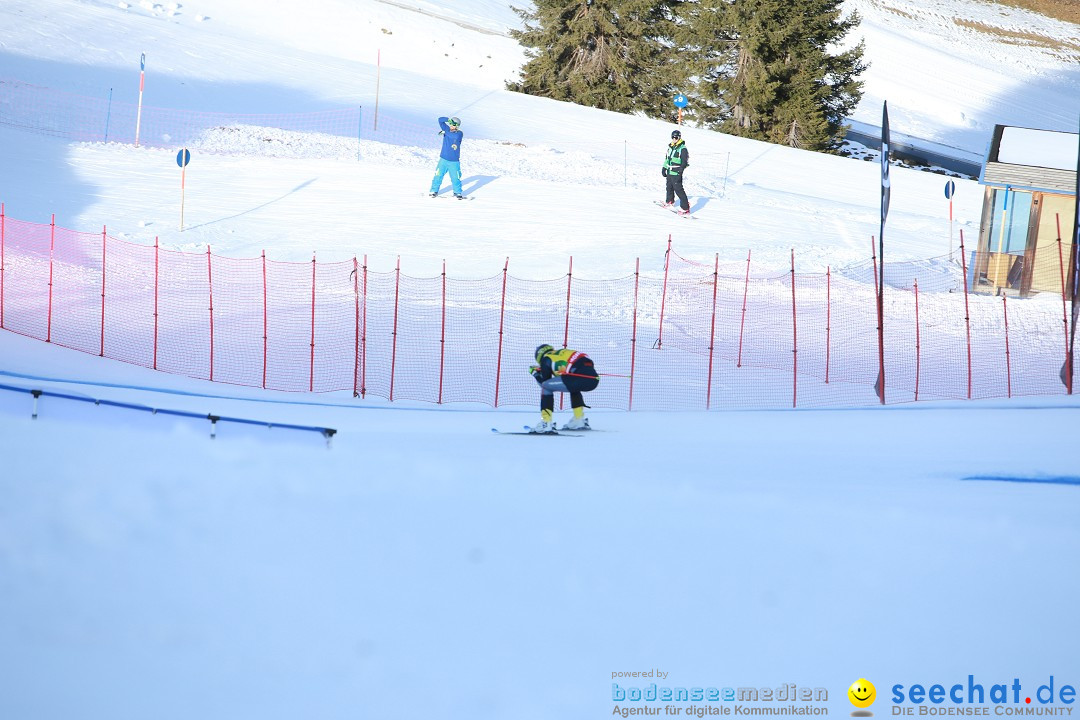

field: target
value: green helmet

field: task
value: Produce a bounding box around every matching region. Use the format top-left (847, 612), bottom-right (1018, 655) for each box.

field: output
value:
top-left (535, 344), bottom-right (554, 363)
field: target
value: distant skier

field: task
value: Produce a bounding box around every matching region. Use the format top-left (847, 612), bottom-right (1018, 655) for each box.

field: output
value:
top-left (529, 344), bottom-right (599, 433)
top-left (661, 129), bottom-right (690, 215)
top-left (429, 116), bottom-right (465, 199)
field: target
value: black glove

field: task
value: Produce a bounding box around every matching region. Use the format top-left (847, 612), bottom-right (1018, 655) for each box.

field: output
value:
top-left (530, 365), bottom-right (543, 384)
top-left (662, 168), bottom-right (668, 177)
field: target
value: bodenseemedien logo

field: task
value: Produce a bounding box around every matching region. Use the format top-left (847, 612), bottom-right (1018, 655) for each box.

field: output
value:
top-left (849, 678), bottom-right (876, 717)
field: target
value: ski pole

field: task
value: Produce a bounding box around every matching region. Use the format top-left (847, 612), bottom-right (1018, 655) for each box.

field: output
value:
top-left (562, 371), bottom-right (632, 379)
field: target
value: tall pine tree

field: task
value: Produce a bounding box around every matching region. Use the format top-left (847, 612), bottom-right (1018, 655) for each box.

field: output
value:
top-left (509, 0), bottom-right (682, 118)
top-left (717, 0), bottom-right (865, 151)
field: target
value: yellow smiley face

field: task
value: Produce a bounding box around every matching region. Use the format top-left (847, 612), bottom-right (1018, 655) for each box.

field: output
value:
top-left (848, 679), bottom-right (876, 708)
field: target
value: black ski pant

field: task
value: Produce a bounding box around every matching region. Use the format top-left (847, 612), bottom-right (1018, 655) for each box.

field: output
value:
top-left (665, 173), bottom-right (689, 211)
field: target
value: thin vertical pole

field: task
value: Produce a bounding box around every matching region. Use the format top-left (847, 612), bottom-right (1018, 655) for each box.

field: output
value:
top-left (374, 49), bottom-right (382, 132)
top-left (1054, 213), bottom-right (1071, 395)
top-left (207, 246), bottom-right (214, 382)
top-left (205, 246), bottom-right (213, 382)
top-left (135, 53), bottom-right (145, 147)
top-left (561, 256), bottom-right (573, 411)
top-left (914, 278), bottom-right (921, 401)
top-left (309, 252), bottom-right (316, 392)
top-left (438, 259), bottom-right (447, 404)
top-left (959, 230), bottom-right (973, 399)
top-left (706, 253), bottom-right (719, 410)
top-left (825, 266), bottom-right (831, 384)
top-left (562, 256), bottom-right (573, 348)
top-left (657, 235), bottom-right (671, 349)
top-left (1, 203), bottom-right (6, 329)
top-left (261, 251), bottom-right (268, 389)
top-left (629, 258), bottom-right (640, 411)
top-left (1003, 295), bottom-right (1012, 398)
top-left (47, 214), bottom-right (55, 343)
top-left (104, 88), bottom-right (113, 143)
top-left (260, 253), bottom-right (268, 388)
top-left (352, 256), bottom-right (360, 398)
top-left (153, 237), bottom-right (159, 370)
top-left (99, 226), bottom-right (106, 356)
top-left (389, 255), bottom-right (400, 401)
top-left (737, 250), bottom-right (750, 367)
top-left (872, 236), bottom-right (884, 404)
top-left (362, 255), bottom-right (368, 398)
top-left (790, 249), bottom-right (798, 409)
top-left (494, 258), bottom-right (509, 407)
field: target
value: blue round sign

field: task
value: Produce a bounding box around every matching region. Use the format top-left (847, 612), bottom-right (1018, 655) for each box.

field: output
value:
top-left (140, 52), bottom-right (146, 71)
top-left (673, 94), bottom-right (688, 109)
top-left (944, 180), bottom-right (956, 199)
top-left (176, 149), bottom-right (191, 168)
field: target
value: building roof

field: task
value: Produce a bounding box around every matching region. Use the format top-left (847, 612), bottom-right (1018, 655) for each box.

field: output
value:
top-left (980, 124), bottom-right (1078, 195)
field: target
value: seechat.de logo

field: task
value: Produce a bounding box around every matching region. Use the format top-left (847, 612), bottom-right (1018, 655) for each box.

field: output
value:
top-left (850, 679), bottom-right (877, 717)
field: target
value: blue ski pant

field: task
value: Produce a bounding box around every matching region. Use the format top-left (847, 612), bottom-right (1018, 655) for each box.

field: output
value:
top-left (430, 159), bottom-right (462, 195)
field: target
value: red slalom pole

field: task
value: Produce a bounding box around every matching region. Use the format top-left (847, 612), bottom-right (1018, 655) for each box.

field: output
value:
top-left (153, 236), bottom-right (159, 369)
top-left (494, 258), bottom-right (509, 407)
top-left (825, 266), bottom-right (831, 384)
top-left (309, 252), bottom-right (317, 392)
top-left (790, 248), bottom-right (798, 409)
top-left (737, 250), bottom-right (750, 368)
top-left (352, 256), bottom-right (360, 398)
top-left (262, 250), bottom-right (268, 389)
top-left (1003, 295), bottom-right (1012, 398)
top-left (657, 235), bottom-right (671, 349)
top-left (959, 230), bottom-right (973, 399)
top-left (439, 259), bottom-right (447, 404)
top-left (914, 278), bottom-right (921, 401)
top-left (207, 246), bottom-right (214, 382)
top-left (629, 258), bottom-right (640, 410)
top-left (389, 255), bottom-right (401, 402)
top-left (47, 214), bottom-right (55, 343)
top-left (706, 253), bottom-right (718, 410)
top-left (100, 226), bottom-right (107, 356)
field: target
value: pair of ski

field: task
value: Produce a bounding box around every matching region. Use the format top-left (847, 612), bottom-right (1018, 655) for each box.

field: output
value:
top-left (428, 192), bottom-right (474, 201)
top-left (653, 200), bottom-right (696, 219)
top-left (491, 425), bottom-right (594, 437)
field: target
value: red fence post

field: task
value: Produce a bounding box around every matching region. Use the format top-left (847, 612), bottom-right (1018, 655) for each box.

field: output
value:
top-left (561, 256), bottom-right (573, 410)
top-left (657, 235), bottom-right (671, 349)
top-left (1003, 295), bottom-right (1012, 398)
top-left (1054, 212), bottom-right (1071, 395)
top-left (959, 230), bottom-right (973, 399)
top-left (362, 255), bottom-right (368, 398)
top-left (100, 226), bottom-right (106, 356)
top-left (262, 250), bottom-right (268, 389)
top-left (790, 248), bottom-right (798, 409)
top-left (47, 214), bottom-right (55, 343)
top-left (871, 236), bottom-right (884, 404)
top-left (707, 253), bottom-right (718, 410)
top-left (389, 255), bottom-right (400, 402)
top-left (153, 237), bottom-right (159, 370)
top-left (629, 258), bottom-right (639, 411)
top-left (439, 259), bottom-right (447, 404)
top-left (207, 246), bottom-right (214, 382)
top-left (0, 202), bottom-right (5, 329)
top-left (563, 256), bottom-right (573, 348)
top-left (825, 266), bottom-right (831, 384)
top-left (309, 252), bottom-right (316, 392)
top-left (352, 256), bottom-right (359, 398)
top-left (914, 278), bottom-right (921, 401)
top-left (737, 249), bottom-right (750, 368)
top-left (494, 258), bottom-right (509, 407)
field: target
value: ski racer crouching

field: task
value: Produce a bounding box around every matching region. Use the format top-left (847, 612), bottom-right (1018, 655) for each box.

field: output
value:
top-left (530, 344), bottom-right (599, 433)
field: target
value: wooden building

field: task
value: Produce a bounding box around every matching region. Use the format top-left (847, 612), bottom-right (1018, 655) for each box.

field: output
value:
top-left (975, 124), bottom-right (1077, 296)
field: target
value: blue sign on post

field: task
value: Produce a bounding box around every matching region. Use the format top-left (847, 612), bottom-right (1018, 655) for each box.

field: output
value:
top-left (673, 94), bottom-right (688, 108)
top-left (944, 180), bottom-right (956, 199)
top-left (176, 148), bottom-right (191, 167)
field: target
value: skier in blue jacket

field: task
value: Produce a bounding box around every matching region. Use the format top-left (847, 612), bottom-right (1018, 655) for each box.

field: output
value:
top-left (429, 116), bottom-right (465, 199)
